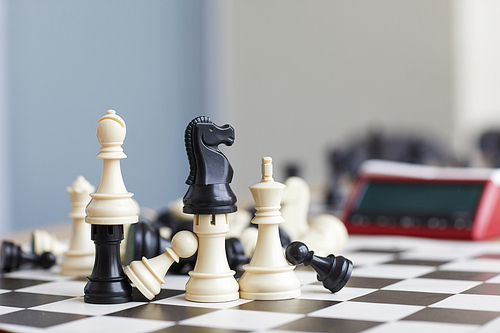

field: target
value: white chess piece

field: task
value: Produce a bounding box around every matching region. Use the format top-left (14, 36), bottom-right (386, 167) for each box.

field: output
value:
top-left (125, 230), bottom-right (198, 300)
top-left (60, 176), bottom-right (96, 276)
top-left (185, 213), bottom-right (240, 302)
top-left (85, 110), bottom-right (138, 226)
top-left (84, 110), bottom-right (139, 304)
top-left (31, 229), bottom-right (68, 257)
top-left (226, 209), bottom-right (252, 239)
top-left (280, 176), bottom-right (311, 241)
top-left (301, 214), bottom-right (349, 257)
top-left (238, 157), bottom-right (301, 300)
top-left (281, 175), bottom-right (349, 256)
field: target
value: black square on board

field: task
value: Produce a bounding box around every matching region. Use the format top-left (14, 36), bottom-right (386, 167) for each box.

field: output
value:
top-left (345, 276), bottom-right (402, 289)
top-left (152, 325), bottom-right (250, 333)
top-left (383, 259), bottom-right (450, 266)
top-left (131, 288), bottom-right (185, 302)
top-left (233, 299), bottom-right (340, 314)
top-left (273, 317), bottom-right (381, 333)
top-left (403, 307), bottom-right (500, 325)
top-left (0, 292), bottom-right (71, 308)
top-left (419, 270), bottom-right (499, 281)
top-left (107, 303), bottom-right (216, 321)
top-left (0, 277), bottom-right (50, 290)
top-left (0, 309), bottom-right (88, 328)
top-left (351, 290), bottom-right (452, 306)
top-left (461, 283), bottom-right (500, 296)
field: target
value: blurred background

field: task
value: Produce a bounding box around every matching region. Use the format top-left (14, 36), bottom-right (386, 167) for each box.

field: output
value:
top-left (1, 0), bottom-right (500, 233)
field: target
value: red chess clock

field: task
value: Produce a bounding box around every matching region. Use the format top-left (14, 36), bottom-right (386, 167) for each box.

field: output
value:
top-left (340, 160), bottom-right (500, 240)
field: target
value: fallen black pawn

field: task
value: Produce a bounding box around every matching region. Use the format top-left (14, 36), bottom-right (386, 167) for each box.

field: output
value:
top-left (1, 241), bottom-right (56, 273)
top-left (285, 241), bottom-right (353, 293)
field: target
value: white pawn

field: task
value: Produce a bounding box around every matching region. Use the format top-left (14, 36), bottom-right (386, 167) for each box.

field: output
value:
top-left (124, 231), bottom-right (198, 300)
top-left (60, 176), bottom-right (95, 277)
top-left (238, 157), bottom-right (301, 300)
top-left (280, 176), bottom-right (311, 241)
top-left (32, 229), bottom-right (68, 257)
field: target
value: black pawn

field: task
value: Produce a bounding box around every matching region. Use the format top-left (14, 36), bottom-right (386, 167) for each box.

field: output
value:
top-left (84, 225), bottom-right (132, 304)
top-left (225, 238), bottom-right (250, 272)
top-left (285, 241), bottom-right (353, 293)
top-left (123, 221), bottom-right (170, 265)
top-left (1, 241), bottom-right (56, 273)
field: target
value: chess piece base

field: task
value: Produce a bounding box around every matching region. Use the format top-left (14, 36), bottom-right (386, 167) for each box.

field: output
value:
top-left (60, 251), bottom-right (95, 277)
top-left (185, 271), bottom-right (239, 302)
top-left (238, 265), bottom-right (301, 300)
top-left (124, 262), bottom-right (158, 300)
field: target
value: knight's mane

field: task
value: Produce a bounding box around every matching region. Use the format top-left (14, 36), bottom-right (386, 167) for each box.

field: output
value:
top-left (185, 116), bottom-right (212, 185)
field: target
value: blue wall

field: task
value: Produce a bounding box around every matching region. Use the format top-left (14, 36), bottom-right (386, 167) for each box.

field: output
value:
top-left (7, 0), bottom-right (205, 230)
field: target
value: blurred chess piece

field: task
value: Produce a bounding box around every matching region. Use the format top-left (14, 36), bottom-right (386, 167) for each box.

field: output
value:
top-left (31, 229), bottom-right (68, 257)
top-left (281, 175), bottom-right (349, 257)
top-left (60, 176), bottom-right (95, 277)
top-left (1, 241), bottom-right (56, 273)
top-left (125, 230), bottom-right (198, 300)
top-left (280, 176), bottom-right (311, 241)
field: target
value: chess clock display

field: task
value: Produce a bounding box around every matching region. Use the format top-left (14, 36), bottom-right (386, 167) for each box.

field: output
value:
top-left (341, 160), bottom-right (500, 240)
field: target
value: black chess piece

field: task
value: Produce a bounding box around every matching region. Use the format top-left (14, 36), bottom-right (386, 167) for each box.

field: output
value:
top-left (183, 116), bottom-right (237, 215)
top-left (84, 225), bottom-right (132, 304)
top-left (225, 238), bottom-right (250, 272)
top-left (1, 241), bottom-right (56, 273)
top-left (123, 220), bottom-right (170, 265)
top-left (285, 241), bottom-right (353, 293)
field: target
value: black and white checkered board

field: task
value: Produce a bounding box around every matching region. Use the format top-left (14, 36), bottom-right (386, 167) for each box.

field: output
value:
top-left (1, 235), bottom-right (500, 333)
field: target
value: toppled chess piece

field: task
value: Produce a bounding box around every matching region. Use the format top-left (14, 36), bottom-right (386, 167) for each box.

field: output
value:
top-left (31, 229), bottom-right (68, 257)
top-left (124, 220), bottom-right (249, 274)
top-left (1, 241), bottom-right (56, 273)
top-left (285, 241), bottom-right (353, 293)
top-left (125, 230), bottom-right (198, 300)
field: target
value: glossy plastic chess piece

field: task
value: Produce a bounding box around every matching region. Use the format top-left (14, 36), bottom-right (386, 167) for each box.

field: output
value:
top-left (1, 241), bottom-right (56, 273)
top-left (301, 214), bottom-right (349, 257)
top-left (125, 230), bottom-right (198, 300)
top-left (183, 116), bottom-right (239, 302)
top-left (183, 116), bottom-right (237, 215)
top-left (280, 176), bottom-right (311, 241)
top-left (31, 229), bottom-right (68, 257)
top-left (60, 176), bottom-right (95, 277)
top-left (84, 110), bottom-right (139, 304)
top-left (124, 220), bottom-right (248, 274)
top-left (281, 173), bottom-right (349, 257)
top-left (285, 241), bottom-right (353, 293)
top-left (238, 157), bottom-right (301, 300)
top-left (123, 220), bottom-right (171, 266)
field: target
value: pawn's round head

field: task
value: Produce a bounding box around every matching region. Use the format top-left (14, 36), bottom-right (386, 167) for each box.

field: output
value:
top-left (171, 231), bottom-right (198, 258)
top-left (40, 252), bottom-right (56, 269)
top-left (285, 241), bottom-right (310, 265)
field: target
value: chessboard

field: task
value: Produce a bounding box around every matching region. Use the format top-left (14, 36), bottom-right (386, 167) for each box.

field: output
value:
top-left (1, 235), bottom-right (500, 333)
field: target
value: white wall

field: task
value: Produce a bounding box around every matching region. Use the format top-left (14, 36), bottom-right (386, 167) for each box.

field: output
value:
top-left (228, 0), bottom-right (454, 197)
top-left (452, 0), bottom-right (500, 160)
